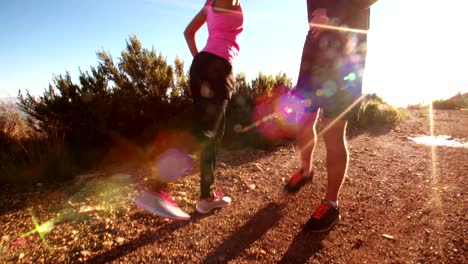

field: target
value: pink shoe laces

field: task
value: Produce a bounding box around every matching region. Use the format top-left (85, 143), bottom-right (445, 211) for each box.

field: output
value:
top-left (213, 189), bottom-right (225, 199)
top-left (157, 190), bottom-right (177, 207)
top-left (204, 190), bottom-right (225, 202)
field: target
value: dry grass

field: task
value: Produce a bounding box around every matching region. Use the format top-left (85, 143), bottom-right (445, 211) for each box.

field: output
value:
top-left (0, 103), bottom-right (77, 185)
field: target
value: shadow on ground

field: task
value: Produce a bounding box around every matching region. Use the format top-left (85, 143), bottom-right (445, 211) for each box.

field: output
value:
top-left (278, 227), bottom-right (328, 264)
top-left (83, 211), bottom-right (215, 264)
top-left (202, 202), bottom-right (285, 264)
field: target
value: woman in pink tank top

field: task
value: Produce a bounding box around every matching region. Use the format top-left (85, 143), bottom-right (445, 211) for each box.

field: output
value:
top-left (133, 0), bottom-right (244, 221)
top-left (184, 0), bottom-right (244, 215)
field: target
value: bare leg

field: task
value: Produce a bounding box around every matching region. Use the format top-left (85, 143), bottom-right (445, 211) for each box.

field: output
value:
top-left (322, 118), bottom-right (348, 203)
top-left (297, 111), bottom-right (319, 175)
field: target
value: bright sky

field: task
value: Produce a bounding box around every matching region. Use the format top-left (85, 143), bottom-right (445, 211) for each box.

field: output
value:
top-left (1, 0), bottom-right (467, 106)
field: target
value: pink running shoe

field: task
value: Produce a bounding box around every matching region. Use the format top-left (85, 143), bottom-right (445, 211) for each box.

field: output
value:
top-left (196, 190), bottom-right (231, 214)
top-left (133, 190), bottom-right (190, 221)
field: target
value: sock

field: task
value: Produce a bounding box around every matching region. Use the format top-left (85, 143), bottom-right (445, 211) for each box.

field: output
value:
top-left (323, 199), bottom-right (339, 208)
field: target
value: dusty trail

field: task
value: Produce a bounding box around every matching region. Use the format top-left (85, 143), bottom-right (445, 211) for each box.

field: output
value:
top-left (0, 110), bottom-right (466, 263)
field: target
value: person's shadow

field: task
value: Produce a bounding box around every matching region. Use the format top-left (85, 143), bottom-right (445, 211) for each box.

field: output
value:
top-left (278, 227), bottom-right (328, 264)
top-left (83, 211), bottom-right (213, 264)
top-left (202, 202), bottom-right (285, 264)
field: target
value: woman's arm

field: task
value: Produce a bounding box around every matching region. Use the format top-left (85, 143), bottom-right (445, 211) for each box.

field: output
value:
top-left (184, 5), bottom-right (207, 57)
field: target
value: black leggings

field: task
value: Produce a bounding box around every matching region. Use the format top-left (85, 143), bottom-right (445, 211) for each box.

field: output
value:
top-left (190, 52), bottom-right (234, 198)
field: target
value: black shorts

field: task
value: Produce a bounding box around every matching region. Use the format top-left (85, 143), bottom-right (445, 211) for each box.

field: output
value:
top-left (189, 51), bottom-right (234, 142)
top-left (190, 51), bottom-right (234, 102)
top-left (295, 31), bottom-right (368, 119)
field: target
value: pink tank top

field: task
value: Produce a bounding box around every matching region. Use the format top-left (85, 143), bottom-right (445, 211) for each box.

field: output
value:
top-left (201, 0), bottom-right (244, 65)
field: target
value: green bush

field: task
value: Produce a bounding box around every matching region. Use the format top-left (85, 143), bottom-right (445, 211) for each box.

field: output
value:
top-left (18, 35), bottom-right (191, 148)
top-left (225, 73), bottom-right (294, 149)
top-left (354, 94), bottom-right (403, 129)
top-left (407, 93), bottom-right (468, 110)
top-left (432, 93), bottom-right (468, 110)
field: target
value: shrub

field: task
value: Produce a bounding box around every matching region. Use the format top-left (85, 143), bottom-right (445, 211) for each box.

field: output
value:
top-left (432, 93), bottom-right (468, 110)
top-left (0, 104), bottom-right (78, 185)
top-left (18, 35), bottom-right (189, 148)
top-left (225, 73), bottom-right (294, 148)
top-left (354, 94), bottom-right (403, 129)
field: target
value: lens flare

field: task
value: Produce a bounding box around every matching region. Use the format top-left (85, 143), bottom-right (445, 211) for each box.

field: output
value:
top-left (321, 80), bottom-right (338, 97)
top-left (21, 210), bottom-right (53, 252)
top-left (9, 173), bottom-right (141, 254)
top-left (250, 87), bottom-right (299, 139)
top-left (233, 87), bottom-right (315, 137)
top-left (344, 72), bottom-right (357, 81)
top-left (94, 174), bottom-right (135, 215)
top-left (11, 237), bottom-right (31, 248)
top-left (156, 148), bottom-right (194, 181)
top-left (309, 22), bottom-right (369, 35)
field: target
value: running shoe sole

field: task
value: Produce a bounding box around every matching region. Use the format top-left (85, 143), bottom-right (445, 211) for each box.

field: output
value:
top-left (306, 215), bottom-right (341, 233)
top-left (133, 198), bottom-right (190, 221)
top-left (195, 203), bottom-right (229, 214)
top-left (195, 197), bottom-right (231, 214)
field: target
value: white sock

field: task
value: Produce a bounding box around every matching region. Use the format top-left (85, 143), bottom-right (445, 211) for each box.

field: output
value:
top-left (324, 199), bottom-right (338, 208)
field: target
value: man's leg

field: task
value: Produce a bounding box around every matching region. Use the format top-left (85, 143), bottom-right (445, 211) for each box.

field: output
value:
top-left (283, 109), bottom-right (319, 193)
top-left (321, 117), bottom-right (348, 203)
top-left (304, 117), bottom-right (347, 231)
top-left (297, 111), bottom-right (319, 175)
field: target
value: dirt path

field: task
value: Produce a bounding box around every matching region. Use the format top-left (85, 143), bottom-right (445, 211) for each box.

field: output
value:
top-left (0, 110), bottom-right (466, 263)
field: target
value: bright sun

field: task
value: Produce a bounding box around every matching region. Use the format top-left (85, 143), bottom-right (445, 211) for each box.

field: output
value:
top-left (364, 0), bottom-right (468, 107)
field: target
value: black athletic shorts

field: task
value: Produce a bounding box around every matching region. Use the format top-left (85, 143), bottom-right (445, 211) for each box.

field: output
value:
top-left (190, 51), bottom-right (234, 102)
top-left (295, 30), bottom-right (368, 119)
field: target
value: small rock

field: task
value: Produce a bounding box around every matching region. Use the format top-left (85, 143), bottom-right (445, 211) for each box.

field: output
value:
top-left (178, 199), bottom-right (188, 207)
top-left (248, 184), bottom-right (256, 190)
top-left (382, 234), bottom-right (395, 240)
top-left (19, 253), bottom-right (25, 259)
top-left (352, 238), bottom-right (363, 249)
top-left (103, 241), bottom-right (113, 247)
top-left (218, 163), bottom-right (227, 169)
top-left (80, 250), bottom-right (91, 257)
top-left (252, 163), bottom-right (263, 172)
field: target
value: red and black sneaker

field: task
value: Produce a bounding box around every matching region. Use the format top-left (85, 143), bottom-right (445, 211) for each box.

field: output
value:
top-left (283, 169), bottom-right (314, 194)
top-left (305, 200), bottom-right (340, 232)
